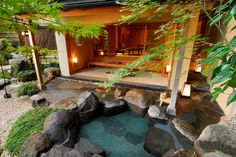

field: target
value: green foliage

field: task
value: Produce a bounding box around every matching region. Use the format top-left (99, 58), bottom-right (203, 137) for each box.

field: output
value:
top-left (0, 51), bottom-right (13, 61)
top-left (17, 70), bottom-right (37, 82)
top-left (0, 147), bottom-right (4, 156)
top-left (0, 0), bottom-right (102, 38)
top-left (48, 62), bottom-right (59, 68)
top-left (17, 82), bottom-right (39, 96)
top-left (5, 108), bottom-right (59, 155)
top-left (0, 70), bottom-right (12, 79)
top-left (0, 55), bottom-right (8, 66)
top-left (200, 0), bottom-right (236, 105)
top-left (0, 38), bottom-right (19, 49)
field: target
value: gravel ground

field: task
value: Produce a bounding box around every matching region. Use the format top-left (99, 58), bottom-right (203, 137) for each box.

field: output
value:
top-left (0, 85), bottom-right (32, 157)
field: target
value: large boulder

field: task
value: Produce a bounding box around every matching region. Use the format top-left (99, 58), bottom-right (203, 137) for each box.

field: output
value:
top-left (17, 70), bottom-right (37, 82)
top-left (148, 105), bottom-right (167, 120)
top-left (0, 78), bottom-right (10, 90)
top-left (40, 145), bottom-right (92, 157)
top-left (43, 67), bottom-right (60, 83)
top-left (102, 99), bottom-right (128, 116)
top-left (77, 91), bottom-right (99, 123)
top-left (44, 110), bottom-right (79, 147)
top-left (50, 98), bottom-right (78, 110)
top-left (74, 138), bottom-right (105, 156)
top-left (9, 58), bottom-right (26, 77)
top-left (44, 67), bottom-right (60, 77)
top-left (144, 127), bottom-right (175, 157)
top-left (194, 124), bottom-right (236, 156)
top-left (124, 89), bottom-right (153, 116)
top-left (172, 118), bottom-right (198, 142)
top-left (114, 88), bottom-right (128, 99)
top-left (163, 149), bottom-right (193, 157)
top-left (20, 132), bottom-right (51, 157)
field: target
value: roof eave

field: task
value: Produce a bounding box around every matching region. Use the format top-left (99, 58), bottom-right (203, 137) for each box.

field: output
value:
top-left (61, 0), bottom-right (120, 10)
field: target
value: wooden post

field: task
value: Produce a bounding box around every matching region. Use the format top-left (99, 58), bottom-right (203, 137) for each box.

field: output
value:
top-left (143, 24), bottom-right (147, 55)
top-left (167, 23), bottom-right (189, 116)
top-left (28, 30), bottom-right (44, 90)
top-left (115, 25), bottom-right (119, 50)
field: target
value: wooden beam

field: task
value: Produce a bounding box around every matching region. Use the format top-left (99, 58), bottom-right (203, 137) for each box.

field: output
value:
top-left (60, 6), bottom-right (124, 17)
top-left (115, 25), bottom-right (119, 50)
top-left (27, 30), bottom-right (44, 90)
top-left (167, 23), bottom-right (189, 116)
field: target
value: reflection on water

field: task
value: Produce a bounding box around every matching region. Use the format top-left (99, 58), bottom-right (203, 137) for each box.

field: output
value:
top-left (154, 121), bottom-right (183, 149)
top-left (78, 111), bottom-right (195, 157)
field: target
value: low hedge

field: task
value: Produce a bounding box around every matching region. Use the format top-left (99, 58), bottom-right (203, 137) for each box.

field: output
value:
top-left (0, 147), bottom-right (4, 156)
top-left (5, 108), bottom-right (59, 156)
top-left (17, 70), bottom-right (37, 82)
top-left (17, 82), bottom-right (40, 96)
top-left (0, 70), bottom-right (12, 79)
top-left (0, 51), bottom-right (13, 61)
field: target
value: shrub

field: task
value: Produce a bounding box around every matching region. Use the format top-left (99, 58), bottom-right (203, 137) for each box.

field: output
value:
top-left (17, 70), bottom-right (36, 82)
top-left (49, 62), bottom-right (59, 68)
top-left (10, 40), bottom-right (19, 48)
top-left (0, 51), bottom-right (13, 61)
top-left (0, 70), bottom-right (12, 79)
top-left (17, 82), bottom-right (40, 96)
top-left (5, 108), bottom-right (59, 155)
top-left (0, 147), bottom-right (4, 156)
top-left (0, 38), bottom-right (10, 49)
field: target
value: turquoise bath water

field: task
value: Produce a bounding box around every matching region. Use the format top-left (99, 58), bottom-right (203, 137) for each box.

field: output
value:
top-left (78, 111), bottom-right (154, 157)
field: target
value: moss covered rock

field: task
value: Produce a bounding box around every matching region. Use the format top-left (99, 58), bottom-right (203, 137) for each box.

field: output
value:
top-left (17, 70), bottom-right (36, 82)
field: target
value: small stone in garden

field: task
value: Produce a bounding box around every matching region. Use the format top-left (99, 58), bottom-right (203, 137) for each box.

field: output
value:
top-left (30, 94), bottom-right (48, 108)
top-left (148, 105), bottom-right (168, 120)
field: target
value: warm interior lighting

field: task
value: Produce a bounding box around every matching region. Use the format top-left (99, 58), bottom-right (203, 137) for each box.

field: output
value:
top-left (166, 65), bottom-right (171, 72)
top-left (72, 57), bottom-right (78, 63)
top-left (21, 31), bottom-right (29, 36)
top-left (181, 83), bottom-right (191, 97)
top-left (195, 64), bottom-right (202, 73)
top-left (100, 51), bottom-right (104, 56)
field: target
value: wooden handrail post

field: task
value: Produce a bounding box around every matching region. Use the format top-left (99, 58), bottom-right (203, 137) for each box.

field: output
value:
top-left (27, 30), bottom-right (44, 90)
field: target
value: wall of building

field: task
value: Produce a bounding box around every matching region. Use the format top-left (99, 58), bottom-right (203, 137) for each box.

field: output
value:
top-left (55, 33), bottom-right (70, 76)
top-left (65, 34), bottom-right (93, 74)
